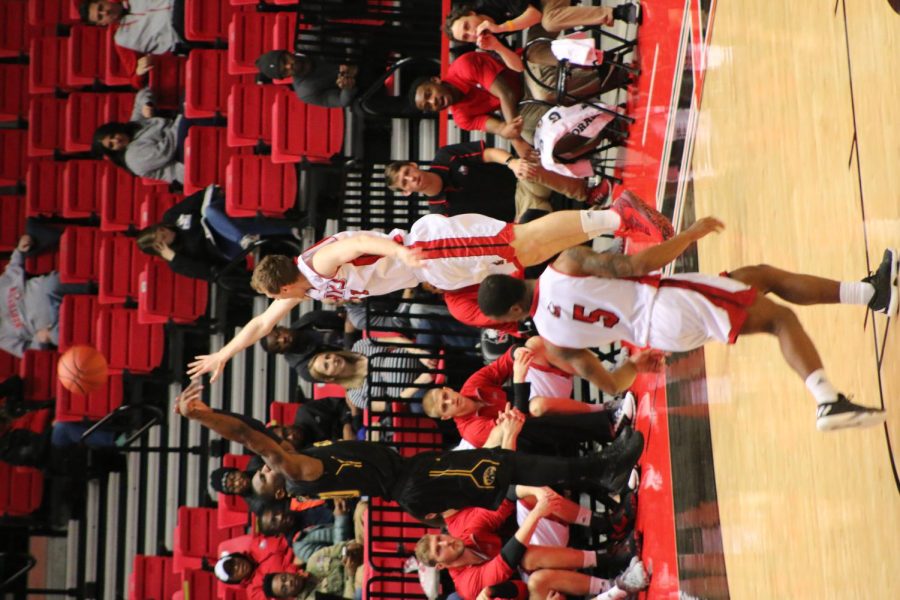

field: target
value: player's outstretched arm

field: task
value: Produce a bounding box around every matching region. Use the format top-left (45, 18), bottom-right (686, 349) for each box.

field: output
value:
top-left (174, 381), bottom-right (322, 481)
top-left (310, 235), bottom-right (423, 277)
top-left (545, 344), bottom-right (663, 394)
top-left (186, 298), bottom-right (301, 382)
top-left (556, 216), bottom-right (725, 278)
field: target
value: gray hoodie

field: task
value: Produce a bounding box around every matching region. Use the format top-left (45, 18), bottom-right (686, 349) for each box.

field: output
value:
top-left (124, 87), bottom-right (184, 183)
top-left (0, 251), bottom-right (61, 358)
top-left (113, 0), bottom-right (182, 55)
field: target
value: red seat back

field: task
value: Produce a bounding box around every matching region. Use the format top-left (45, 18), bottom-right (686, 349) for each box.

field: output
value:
top-left (27, 96), bottom-right (67, 157)
top-left (55, 373), bottom-right (124, 422)
top-left (0, 195), bottom-right (26, 251)
top-left (58, 294), bottom-right (100, 351)
top-left (184, 0), bottom-right (234, 43)
top-left (28, 0), bottom-right (76, 26)
top-left (98, 234), bottom-right (149, 304)
top-left (65, 91), bottom-right (134, 153)
top-left (0, 130), bottom-right (27, 186)
top-left (185, 50), bottom-right (237, 118)
top-left (25, 159), bottom-right (64, 216)
top-left (128, 555), bottom-right (180, 600)
top-left (137, 260), bottom-right (209, 324)
top-left (66, 25), bottom-right (107, 87)
top-left (59, 225), bottom-right (102, 283)
top-left (0, 464), bottom-right (43, 517)
top-left (0, 1), bottom-right (28, 58)
top-left (271, 93), bottom-right (344, 164)
top-left (182, 127), bottom-right (235, 195)
top-left (19, 349), bottom-right (60, 402)
top-left (0, 64), bottom-right (28, 119)
top-left (28, 36), bottom-right (69, 94)
top-left (226, 83), bottom-right (280, 147)
top-left (269, 402), bottom-right (300, 424)
top-left (95, 306), bottom-right (165, 374)
top-left (225, 155), bottom-right (297, 217)
top-left (62, 160), bottom-right (108, 218)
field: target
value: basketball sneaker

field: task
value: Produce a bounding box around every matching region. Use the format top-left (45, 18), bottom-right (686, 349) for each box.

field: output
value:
top-left (610, 190), bottom-right (675, 240)
top-left (862, 248), bottom-right (899, 317)
top-left (609, 391), bottom-right (636, 436)
top-left (607, 490), bottom-right (637, 541)
top-left (612, 1), bottom-right (643, 25)
top-left (596, 429), bottom-right (645, 493)
top-left (586, 178), bottom-right (612, 207)
top-left (815, 394), bottom-right (886, 431)
top-left (614, 556), bottom-right (651, 594)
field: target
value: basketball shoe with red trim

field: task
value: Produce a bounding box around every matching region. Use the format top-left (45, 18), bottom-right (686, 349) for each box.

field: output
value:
top-left (610, 190), bottom-right (674, 240)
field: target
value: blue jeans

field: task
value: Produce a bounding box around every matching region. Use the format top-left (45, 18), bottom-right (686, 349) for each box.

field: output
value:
top-left (51, 422), bottom-right (116, 449)
top-left (202, 190), bottom-right (296, 259)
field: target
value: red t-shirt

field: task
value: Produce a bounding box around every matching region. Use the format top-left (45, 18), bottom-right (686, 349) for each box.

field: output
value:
top-left (446, 52), bottom-right (507, 131)
top-left (456, 348), bottom-right (518, 447)
top-left (445, 500), bottom-right (525, 600)
top-left (444, 286), bottom-right (520, 336)
top-left (217, 534), bottom-right (298, 600)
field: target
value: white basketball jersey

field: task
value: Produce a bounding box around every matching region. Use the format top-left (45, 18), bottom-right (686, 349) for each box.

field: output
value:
top-left (296, 229), bottom-right (419, 302)
top-left (297, 214), bottom-right (521, 301)
top-left (532, 266), bottom-right (659, 349)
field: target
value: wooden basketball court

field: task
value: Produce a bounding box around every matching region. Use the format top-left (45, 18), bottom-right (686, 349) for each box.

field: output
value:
top-left (677, 0), bottom-right (899, 598)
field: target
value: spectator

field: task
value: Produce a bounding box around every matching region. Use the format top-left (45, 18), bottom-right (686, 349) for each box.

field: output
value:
top-left (0, 233), bottom-right (91, 357)
top-left (258, 499), bottom-right (352, 564)
top-left (267, 397), bottom-right (357, 447)
top-left (256, 50), bottom-right (374, 109)
top-left (386, 141), bottom-right (610, 222)
top-left (261, 310), bottom-right (347, 375)
top-left (134, 185), bottom-right (299, 281)
top-left (262, 540), bottom-right (363, 599)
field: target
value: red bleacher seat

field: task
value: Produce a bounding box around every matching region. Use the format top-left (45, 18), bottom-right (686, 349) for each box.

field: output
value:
top-left (62, 160), bottom-right (108, 218)
top-left (28, 0), bottom-right (76, 26)
top-left (0, 1), bottom-right (28, 58)
top-left (25, 249), bottom-right (59, 275)
top-left (313, 383), bottom-right (346, 400)
top-left (0, 195), bottom-right (26, 251)
top-left (173, 507), bottom-right (236, 574)
top-left (67, 25), bottom-right (107, 87)
top-left (55, 373), bottom-right (124, 422)
top-left (184, 50), bottom-right (237, 118)
top-left (226, 83), bottom-right (280, 147)
top-left (58, 294), bottom-right (100, 352)
top-left (182, 127), bottom-right (235, 195)
top-left (271, 94), bottom-right (344, 164)
top-left (225, 155), bottom-right (297, 218)
top-left (95, 306), bottom-right (165, 374)
top-left (128, 555), bottom-right (180, 600)
top-left (28, 36), bottom-right (69, 94)
top-left (0, 130), bottom-right (27, 185)
top-left (147, 54), bottom-right (187, 110)
top-left (25, 160), bottom-right (64, 216)
top-left (137, 260), bottom-right (209, 325)
top-left (100, 165), bottom-right (141, 231)
top-left (103, 28), bottom-right (133, 86)
top-left (59, 225), bottom-right (102, 283)
top-left (184, 0), bottom-right (234, 43)
top-left (269, 402), bottom-right (300, 424)
top-left (0, 464), bottom-right (43, 517)
top-left (65, 91), bottom-right (135, 153)
top-left (177, 568), bottom-right (217, 600)
top-left (0, 64), bottom-right (29, 120)
top-left (0, 350), bottom-right (21, 379)
top-left (391, 410), bottom-right (443, 458)
top-left (227, 12), bottom-right (294, 75)
top-left (216, 454), bottom-right (251, 530)
top-left (27, 96), bottom-right (67, 157)
top-left (19, 349), bottom-right (60, 402)
top-left (98, 234), bottom-right (149, 305)
top-left (138, 190), bottom-right (180, 228)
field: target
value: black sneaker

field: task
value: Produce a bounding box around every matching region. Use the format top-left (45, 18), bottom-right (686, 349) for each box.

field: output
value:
top-left (595, 531), bottom-right (641, 575)
top-left (597, 430), bottom-right (645, 493)
top-left (816, 394), bottom-right (886, 431)
top-left (612, 1), bottom-right (642, 25)
top-left (862, 248), bottom-right (899, 316)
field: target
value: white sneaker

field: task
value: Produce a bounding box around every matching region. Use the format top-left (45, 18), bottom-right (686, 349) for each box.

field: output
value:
top-left (611, 391), bottom-right (636, 435)
top-left (615, 556), bottom-right (651, 593)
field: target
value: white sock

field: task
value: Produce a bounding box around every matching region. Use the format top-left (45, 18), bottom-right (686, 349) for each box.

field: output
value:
top-left (574, 506), bottom-right (592, 527)
top-left (580, 209), bottom-right (621, 237)
top-left (589, 577), bottom-right (614, 596)
top-left (582, 550), bottom-right (598, 568)
top-left (593, 584), bottom-right (627, 600)
top-left (839, 281), bottom-right (874, 306)
top-left (805, 369), bottom-right (840, 405)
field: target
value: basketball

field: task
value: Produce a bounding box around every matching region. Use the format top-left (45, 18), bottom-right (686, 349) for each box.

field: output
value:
top-left (57, 346), bottom-right (109, 396)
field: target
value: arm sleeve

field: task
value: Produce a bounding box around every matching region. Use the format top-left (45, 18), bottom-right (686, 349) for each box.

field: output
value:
top-left (512, 383), bottom-right (530, 413)
top-left (499, 537), bottom-right (526, 570)
top-left (463, 348), bottom-right (515, 392)
top-left (333, 512), bottom-right (353, 542)
top-left (0, 331), bottom-right (28, 358)
top-left (487, 580), bottom-right (528, 599)
top-left (126, 135), bottom-right (182, 183)
top-left (130, 87), bottom-right (156, 122)
top-left (443, 287), bottom-right (520, 334)
top-left (442, 141), bottom-right (487, 166)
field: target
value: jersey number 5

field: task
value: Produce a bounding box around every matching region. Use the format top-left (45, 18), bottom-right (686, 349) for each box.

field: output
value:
top-left (573, 304), bottom-right (620, 328)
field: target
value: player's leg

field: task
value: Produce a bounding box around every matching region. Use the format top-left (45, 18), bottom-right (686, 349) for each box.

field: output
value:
top-left (739, 294), bottom-right (886, 431)
top-left (730, 249), bottom-right (898, 316)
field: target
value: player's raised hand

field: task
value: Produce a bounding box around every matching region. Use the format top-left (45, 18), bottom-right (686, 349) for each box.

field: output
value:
top-left (629, 348), bottom-right (666, 372)
top-left (174, 379), bottom-right (210, 418)
top-left (512, 347), bottom-right (534, 382)
top-left (685, 217), bottom-right (724, 241)
top-left (187, 352), bottom-right (227, 383)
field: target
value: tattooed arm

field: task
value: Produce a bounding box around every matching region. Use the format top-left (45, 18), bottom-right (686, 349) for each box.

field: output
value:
top-left (554, 217), bottom-right (725, 278)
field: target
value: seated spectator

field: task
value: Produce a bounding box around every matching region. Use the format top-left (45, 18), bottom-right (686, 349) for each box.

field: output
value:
top-left (262, 540), bottom-right (363, 599)
top-left (415, 486), bottom-right (648, 600)
top-left (444, 1), bottom-right (640, 43)
top-left (1, 233), bottom-right (90, 357)
top-left (386, 140), bottom-right (610, 222)
top-left (215, 534), bottom-right (299, 600)
top-left (261, 310), bottom-right (347, 374)
top-left (256, 50), bottom-right (374, 109)
top-left (134, 185), bottom-right (299, 281)
top-left (210, 463), bottom-right (264, 497)
top-left (258, 498), bottom-right (352, 564)
top-left (79, 0), bottom-right (183, 77)
top-left (423, 338), bottom-right (646, 452)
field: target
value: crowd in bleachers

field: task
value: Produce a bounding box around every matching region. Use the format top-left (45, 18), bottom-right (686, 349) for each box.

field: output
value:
top-left (2, 1), bottom-right (661, 599)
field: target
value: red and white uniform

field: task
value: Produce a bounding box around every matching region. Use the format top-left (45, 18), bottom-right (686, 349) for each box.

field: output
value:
top-left (525, 361), bottom-right (573, 399)
top-left (532, 267), bottom-right (758, 351)
top-left (297, 214), bottom-right (523, 301)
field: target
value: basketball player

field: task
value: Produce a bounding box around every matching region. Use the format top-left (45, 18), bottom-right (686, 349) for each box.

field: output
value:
top-left (188, 194), bottom-right (673, 382)
top-left (174, 381), bottom-right (644, 518)
top-left (476, 212), bottom-right (897, 431)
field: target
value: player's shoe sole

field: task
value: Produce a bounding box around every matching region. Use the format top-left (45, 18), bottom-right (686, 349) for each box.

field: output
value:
top-left (816, 395), bottom-right (887, 431)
